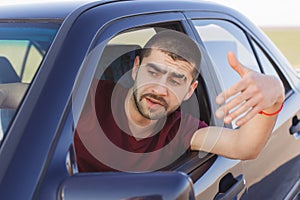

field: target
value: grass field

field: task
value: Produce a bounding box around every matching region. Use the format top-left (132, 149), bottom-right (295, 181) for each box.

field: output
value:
top-left (262, 27), bottom-right (300, 69)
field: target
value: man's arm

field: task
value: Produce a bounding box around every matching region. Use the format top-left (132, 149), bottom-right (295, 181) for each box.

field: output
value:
top-left (0, 83), bottom-right (28, 109)
top-left (190, 52), bottom-right (285, 160)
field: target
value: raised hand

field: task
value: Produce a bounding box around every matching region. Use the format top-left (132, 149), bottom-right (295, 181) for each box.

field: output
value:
top-left (215, 52), bottom-right (285, 126)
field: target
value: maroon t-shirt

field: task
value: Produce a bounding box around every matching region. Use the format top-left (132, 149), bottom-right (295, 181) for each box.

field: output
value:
top-left (74, 80), bottom-right (207, 172)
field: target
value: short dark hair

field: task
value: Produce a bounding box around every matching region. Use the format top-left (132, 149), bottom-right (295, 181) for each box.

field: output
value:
top-left (139, 30), bottom-right (201, 82)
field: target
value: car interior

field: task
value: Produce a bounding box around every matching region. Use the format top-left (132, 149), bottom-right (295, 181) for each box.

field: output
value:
top-left (0, 24), bottom-right (58, 143)
top-left (0, 56), bottom-right (20, 139)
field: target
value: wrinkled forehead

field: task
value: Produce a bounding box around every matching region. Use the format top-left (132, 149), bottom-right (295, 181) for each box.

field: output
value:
top-left (161, 48), bottom-right (194, 66)
top-left (148, 47), bottom-right (195, 66)
top-left (141, 49), bottom-right (195, 79)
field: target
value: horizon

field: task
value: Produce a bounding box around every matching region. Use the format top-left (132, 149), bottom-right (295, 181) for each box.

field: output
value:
top-left (208, 0), bottom-right (300, 28)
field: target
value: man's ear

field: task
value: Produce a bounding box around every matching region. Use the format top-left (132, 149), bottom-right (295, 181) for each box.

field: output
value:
top-left (183, 80), bottom-right (198, 101)
top-left (131, 56), bottom-right (140, 81)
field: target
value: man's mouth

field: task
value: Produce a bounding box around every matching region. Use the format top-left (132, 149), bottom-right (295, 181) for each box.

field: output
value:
top-left (140, 94), bottom-right (167, 110)
top-left (145, 97), bottom-right (164, 107)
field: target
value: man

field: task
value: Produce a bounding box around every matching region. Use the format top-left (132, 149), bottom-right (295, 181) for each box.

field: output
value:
top-left (0, 30), bottom-right (284, 172)
top-left (74, 30), bottom-right (284, 172)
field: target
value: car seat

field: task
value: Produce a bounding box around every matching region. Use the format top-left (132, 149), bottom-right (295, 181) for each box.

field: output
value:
top-left (96, 44), bottom-right (141, 88)
top-left (0, 56), bottom-right (20, 134)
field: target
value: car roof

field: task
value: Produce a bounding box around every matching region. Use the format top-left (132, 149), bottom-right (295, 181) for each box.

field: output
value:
top-left (0, 0), bottom-right (97, 20)
top-left (0, 0), bottom-right (229, 21)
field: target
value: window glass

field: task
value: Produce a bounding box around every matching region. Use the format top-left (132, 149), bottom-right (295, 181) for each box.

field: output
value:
top-left (73, 24), bottom-right (211, 173)
top-left (23, 45), bottom-right (43, 83)
top-left (251, 40), bottom-right (292, 95)
top-left (0, 22), bottom-right (60, 144)
top-left (0, 40), bottom-right (28, 77)
top-left (192, 20), bottom-right (262, 128)
top-left (192, 20), bottom-right (260, 91)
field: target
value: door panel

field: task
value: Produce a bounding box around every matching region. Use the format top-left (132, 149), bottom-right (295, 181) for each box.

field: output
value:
top-left (185, 11), bottom-right (300, 200)
top-left (240, 39), bottom-right (300, 199)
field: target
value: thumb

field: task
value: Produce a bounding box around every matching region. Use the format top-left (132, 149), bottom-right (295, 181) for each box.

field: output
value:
top-left (227, 51), bottom-right (249, 78)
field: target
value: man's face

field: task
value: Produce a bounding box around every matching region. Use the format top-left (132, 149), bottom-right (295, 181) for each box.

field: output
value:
top-left (131, 49), bottom-right (198, 120)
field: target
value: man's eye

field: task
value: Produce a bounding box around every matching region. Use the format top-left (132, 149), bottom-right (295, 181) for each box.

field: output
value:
top-left (169, 79), bottom-right (181, 86)
top-left (148, 70), bottom-right (158, 77)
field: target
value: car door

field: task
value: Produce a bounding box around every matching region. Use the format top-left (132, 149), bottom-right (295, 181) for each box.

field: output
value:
top-left (30, 4), bottom-right (222, 200)
top-left (63, 5), bottom-right (250, 200)
top-left (241, 30), bottom-right (300, 200)
top-left (185, 11), bottom-right (300, 200)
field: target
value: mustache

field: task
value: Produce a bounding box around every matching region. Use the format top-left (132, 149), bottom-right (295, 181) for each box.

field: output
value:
top-left (140, 93), bottom-right (168, 109)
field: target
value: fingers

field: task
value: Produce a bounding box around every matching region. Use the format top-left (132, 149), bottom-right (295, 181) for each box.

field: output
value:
top-left (217, 88), bottom-right (253, 115)
top-left (215, 52), bottom-right (260, 126)
top-left (216, 91), bottom-right (254, 123)
top-left (215, 52), bottom-right (284, 127)
top-left (235, 105), bottom-right (262, 126)
top-left (216, 52), bottom-right (253, 105)
top-left (218, 95), bottom-right (262, 126)
top-left (227, 52), bottom-right (250, 78)
top-left (216, 75), bottom-right (250, 105)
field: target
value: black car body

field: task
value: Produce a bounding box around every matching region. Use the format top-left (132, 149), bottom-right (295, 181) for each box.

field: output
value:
top-left (0, 0), bottom-right (299, 199)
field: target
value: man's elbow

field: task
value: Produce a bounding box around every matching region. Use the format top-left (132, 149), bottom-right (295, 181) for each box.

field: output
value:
top-left (237, 146), bottom-right (262, 160)
top-left (221, 146), bottom-right (260, 160)
top-left (230, 133), bottom-right (269, 160)
top-left (229, 140), bottom-right (263, 160)
top-left (239, 151), bottom-right (259, 160)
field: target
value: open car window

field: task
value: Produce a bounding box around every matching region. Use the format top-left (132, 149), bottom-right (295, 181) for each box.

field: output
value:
top-left (72, 23), bottom-right (214, 175)
top-left (0, 22), bottom-right (60, 144)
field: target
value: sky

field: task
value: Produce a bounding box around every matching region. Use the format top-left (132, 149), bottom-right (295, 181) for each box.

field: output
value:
top-left (1, 0), bottom-right (300, 27)
top-left (207, 0), bottom-right (300, 27)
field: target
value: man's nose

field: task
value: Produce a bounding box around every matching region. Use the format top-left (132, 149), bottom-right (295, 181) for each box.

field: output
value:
top-left (151, 83), bottom-right (168, 96)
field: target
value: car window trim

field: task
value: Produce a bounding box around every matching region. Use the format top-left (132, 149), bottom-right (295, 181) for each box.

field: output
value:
top-left (72, 11), bottom-right (218, 177)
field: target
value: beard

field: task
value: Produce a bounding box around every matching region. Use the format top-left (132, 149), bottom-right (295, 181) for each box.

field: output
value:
top-left (133, 88), bottom-right (170, 120)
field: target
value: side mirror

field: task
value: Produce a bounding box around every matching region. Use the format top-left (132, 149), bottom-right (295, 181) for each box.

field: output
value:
top-left (59, 171), bottom-right (195, 200)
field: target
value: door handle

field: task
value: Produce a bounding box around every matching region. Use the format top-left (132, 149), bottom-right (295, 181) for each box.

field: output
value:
top-left (214, 173), bottom-right (246, 200)
top-left (290, 116), bottom-right (300, 139)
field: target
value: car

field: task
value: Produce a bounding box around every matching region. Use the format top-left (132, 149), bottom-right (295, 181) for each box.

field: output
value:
top-left (0, 0), bottom-right (299, 199)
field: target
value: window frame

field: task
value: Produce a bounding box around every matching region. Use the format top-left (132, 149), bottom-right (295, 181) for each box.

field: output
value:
top-left (249, 36), bottom-right (293, 98)
top-left (69, 11), bottom-right (217, 179)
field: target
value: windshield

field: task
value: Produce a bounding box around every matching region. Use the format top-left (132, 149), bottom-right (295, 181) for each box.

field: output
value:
top-left (0, 21), bottom-right (60, 143)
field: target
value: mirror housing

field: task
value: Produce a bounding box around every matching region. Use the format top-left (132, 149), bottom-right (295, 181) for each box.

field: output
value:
top-left (59, 171), bottom-right (195, 200)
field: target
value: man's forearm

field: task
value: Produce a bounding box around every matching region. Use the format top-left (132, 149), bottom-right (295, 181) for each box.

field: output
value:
top-left (234, 113), bottom-right (277, 159)
top-left (191, 119), bottom-right (271, 160)
top-left (191, 103), bottom-right (281, 160)
top-left (190, 52), bottom-right (285, 160)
